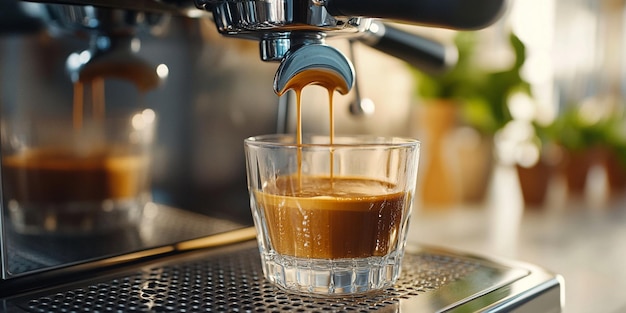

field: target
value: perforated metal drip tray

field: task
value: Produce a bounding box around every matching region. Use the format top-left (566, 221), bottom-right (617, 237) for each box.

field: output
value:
top-left (2, 238), bottom-right (563, 313)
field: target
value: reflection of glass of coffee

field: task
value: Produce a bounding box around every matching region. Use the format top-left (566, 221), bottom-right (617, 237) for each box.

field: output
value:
top-left (245, 134), bottom-right (420, 295)
top-left (1, 110), bottom-right (156, 235)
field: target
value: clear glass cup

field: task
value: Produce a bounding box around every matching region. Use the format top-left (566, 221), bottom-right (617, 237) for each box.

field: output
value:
top-left (1, 109), bottom-right (156, 235)
top-left (244, 134), bottom-right (420, 295)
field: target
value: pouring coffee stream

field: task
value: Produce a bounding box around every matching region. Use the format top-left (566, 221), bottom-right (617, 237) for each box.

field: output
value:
top-left (273, 43), bottom-right (354, 135)
top-left (272, 43), bottom-right (355, 184)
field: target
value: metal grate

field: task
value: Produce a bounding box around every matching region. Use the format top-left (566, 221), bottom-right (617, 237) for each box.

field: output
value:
top-left (6, 205), bottom-right (247, 276)
top-left (16, 246), bottom-right (481, 313)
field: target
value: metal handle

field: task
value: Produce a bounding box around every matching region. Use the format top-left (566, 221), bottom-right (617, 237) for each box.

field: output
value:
top-left (359, 20), bottom-right (457, 75)
top-left (325, 0), bottom-right (506, 30)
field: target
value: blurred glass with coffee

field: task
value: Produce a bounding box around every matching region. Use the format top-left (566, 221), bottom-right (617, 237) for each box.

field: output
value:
top-left (1, 106), bottom-right (156, 235)
top-left (1, 15), bottom-right (162, 235)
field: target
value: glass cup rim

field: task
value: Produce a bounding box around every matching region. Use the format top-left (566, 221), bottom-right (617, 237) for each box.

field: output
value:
top-left (244, 134), bottom-right (420, 148)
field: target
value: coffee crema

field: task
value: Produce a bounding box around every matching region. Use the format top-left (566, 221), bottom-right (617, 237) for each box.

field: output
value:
top-left (255, 175), bottom-right (408, 259)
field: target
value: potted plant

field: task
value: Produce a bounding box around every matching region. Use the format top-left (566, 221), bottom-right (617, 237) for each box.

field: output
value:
top-left (550, 100), bottom-right (626, 196)
top-left (412, 31), bottom-right (530, 206)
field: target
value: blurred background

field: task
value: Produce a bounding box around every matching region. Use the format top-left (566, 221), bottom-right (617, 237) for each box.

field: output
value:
top-left (406, 1), bottom-right (626, 313)
top-left (1, 0), bottom-right (626, 312)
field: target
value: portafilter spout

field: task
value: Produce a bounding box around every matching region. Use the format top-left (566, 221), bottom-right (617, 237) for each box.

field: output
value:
top-left (273, 42), bottom-right (354, 96)
top-left (67, 34), bottom-right (165, 92)
top-left (45, 5), bottom-right (167, 91)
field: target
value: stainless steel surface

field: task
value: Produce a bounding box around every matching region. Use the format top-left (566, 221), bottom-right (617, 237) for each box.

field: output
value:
top-left (3, 204), bottom-right (246, 279)
top-left (203, 0), bottom-right (367, 39)
top-left (1, 238), bottom-right (563, 312)
top-left (204, 0), bottom-right (368, 64)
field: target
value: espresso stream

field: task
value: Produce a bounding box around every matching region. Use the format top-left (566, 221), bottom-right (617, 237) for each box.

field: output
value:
top-left (258, 68), bottom-right (408, 259)
top-left (276, 69), bottom-right (350, 180)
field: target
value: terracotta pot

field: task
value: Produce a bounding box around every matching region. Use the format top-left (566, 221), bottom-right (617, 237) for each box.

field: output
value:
top-left (516, 161), bottom-right (552, 208)
top-left (560, 148), bottom-right (595, 195)
top-left (598, 147), bottom-right (626, 194)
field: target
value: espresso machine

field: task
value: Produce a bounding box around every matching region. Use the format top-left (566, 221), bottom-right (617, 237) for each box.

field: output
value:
top-left (0, 0), bottom-right (564, 312)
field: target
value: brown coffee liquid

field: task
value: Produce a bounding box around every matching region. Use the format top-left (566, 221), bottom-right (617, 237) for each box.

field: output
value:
top-left (2, 148), bottom-right (149, 204)
top-left (256, 175), bottom-right (407, 259)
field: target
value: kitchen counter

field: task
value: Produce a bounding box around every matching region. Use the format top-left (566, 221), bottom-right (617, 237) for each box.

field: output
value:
top-left (408, 164), bottom-right (626, 313)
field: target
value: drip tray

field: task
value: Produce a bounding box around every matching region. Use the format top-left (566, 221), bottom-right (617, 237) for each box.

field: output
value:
top-left (2, 238), bottom-right (563, 312)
